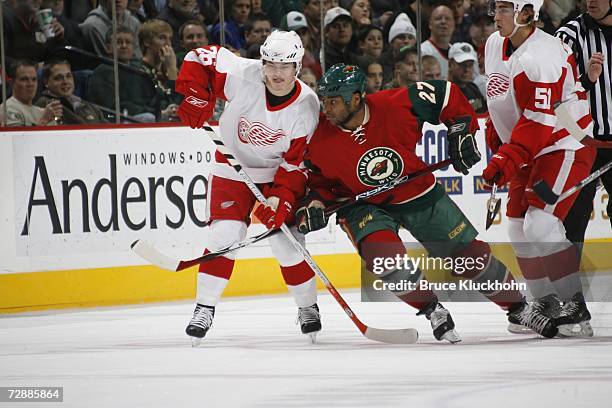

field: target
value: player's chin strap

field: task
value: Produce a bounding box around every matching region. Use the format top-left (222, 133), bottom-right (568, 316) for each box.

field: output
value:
top-left (508, 12), bottom-right (532, 39)
top-left (339, 94), bottom-right (365, 129)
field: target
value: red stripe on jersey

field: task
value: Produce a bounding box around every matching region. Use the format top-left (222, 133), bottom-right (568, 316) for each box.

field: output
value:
top-left (266, 81), bottom-right (303, 112)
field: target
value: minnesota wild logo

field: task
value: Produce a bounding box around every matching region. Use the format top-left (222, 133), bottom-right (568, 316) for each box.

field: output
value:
top-left (356, 147), bottom-right (404, 186)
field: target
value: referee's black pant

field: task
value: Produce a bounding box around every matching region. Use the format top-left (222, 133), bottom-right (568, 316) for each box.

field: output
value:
top-left (564, 148), bottom-right (612, 245)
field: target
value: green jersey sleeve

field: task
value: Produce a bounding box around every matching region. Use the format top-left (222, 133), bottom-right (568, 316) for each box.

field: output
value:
top-left (407, 80), bottom-right (451, 126)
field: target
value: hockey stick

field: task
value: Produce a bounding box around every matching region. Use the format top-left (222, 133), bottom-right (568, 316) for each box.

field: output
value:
top-left (533, 159), bottom-right (612, 205)
top-left (555, 101), bottom-right (612, 149)
top-left (132, 157), bottom-right (452, 272)
top-left (531, 100), bottom-right (612, 204)
top-left (205, 127), bottom-right (418, 344)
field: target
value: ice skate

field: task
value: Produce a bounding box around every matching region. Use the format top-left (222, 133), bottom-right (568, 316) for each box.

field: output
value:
top-left (554, 292), bottom-right (593, 338)
top-left (186, 304), bottom-right (215, 346)
top-left (297, 304), bottom-right (321, 343)
top-left (520, 294), bottom-right (560, 338)
top-left (418, 300), bottom-right (461, 343)
top-left (506, 298), bottom-right (531, 334)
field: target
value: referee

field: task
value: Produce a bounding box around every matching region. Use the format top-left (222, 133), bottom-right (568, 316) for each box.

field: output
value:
top-left (556, 0), bottom-right (612, 246)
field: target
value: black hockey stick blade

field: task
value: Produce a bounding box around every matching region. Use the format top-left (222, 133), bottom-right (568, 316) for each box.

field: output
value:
top-left (532, 180), bottom-right (558, 205)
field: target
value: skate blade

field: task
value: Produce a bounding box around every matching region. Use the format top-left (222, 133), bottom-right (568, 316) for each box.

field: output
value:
top-left (507, 323), bottom-right (533, 334)
top-left (441, 329), bottom-right (462, 344)
top-left (557, 322), bottom-right (594, 338)
top-left (191, 337), bottom-right (203, 347)
top-left (308, 332), bottom-right (318, 344)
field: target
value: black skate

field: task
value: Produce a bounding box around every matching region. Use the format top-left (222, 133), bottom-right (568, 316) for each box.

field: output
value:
top-left (554, 292), bottom-right (593, 338)
top-left (297, 304), bottom-right (322, 343)
top-left (417, 300), bottom-right (461, 343)
top-left (520, 294), bottom-right (560, 338)
top-left (186, 304), bottom-right (215, 346)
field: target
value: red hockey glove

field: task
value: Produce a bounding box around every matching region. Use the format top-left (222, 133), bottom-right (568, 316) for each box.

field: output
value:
top-left (177, 84), bottom-right (215, 128)
top-left (482, 143), bottom-right (529, 187)
top-left (254, 188), bottom-right (295, 229)
top-left (484, 117), bottom-right (502, 155)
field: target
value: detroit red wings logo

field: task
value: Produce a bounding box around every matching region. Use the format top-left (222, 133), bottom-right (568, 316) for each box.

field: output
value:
top-left (486, 73), bottom-right (510, 99)
top-left (237, 117), bottom-right (285, 146)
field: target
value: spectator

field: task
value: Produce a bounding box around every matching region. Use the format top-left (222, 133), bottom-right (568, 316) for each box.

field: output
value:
top-left (251, 0), bottom-right (263, 14)
top-left (139, 19), bottom-right (181, 120)
top-left (79, 0), bottom-right (142, 58)
top-left (545, 0), bottom-right (576, 28)
top-left (421, 3), bottom-right (455, 79)
top-left (365, 60), bottom-right (383, 93)
top-left (298, 67), bottom-right (318, 92)
top-left (357, 25), bottom-right (384, 62)
top-left (197, 0), bottom-right (220, 25)
top-left (0, 60), bottom-right (62, 127)
top-left (468, 13), bottom-right (495, 50)
top-left (281, 11), bottom-right (322, 78)
top-left (2, 0), bottom-right (66, 63)
top-left (41, 0), bottom-right (85, 50)
top-left (302, 0), bottom-right (335, 55)
top-left (35, 60), bottom-right (107, 124)
top-left (64, 0), bottom-right (93, 23)
top-left (322, 6), bottom-right (368, 71)
top-left (341, 0), bottom-right (371, 29)
top-left (385, 45), bottom-right (418, 89)
top-left (175, 20), bottom-right (209, 65)
top-left (88, 27), bottom-right (159, 122)
top-left (447, 42), bottom-right (486, 113)
top-left (421, 54), bottom-right (441, 80)
top-left (242, 13), bottom-right (272, 54)
top-left (261, 0), bottom-right (301, 27)
top-left (450, 0), bottom-right (471, 43)
top-left (157, 0), bottom-right (202, 49)
top-left (380, 12), bottom-right (416, 83)
top-left (128, 0), bottom-right (159, 22)
top-left (210, 0), bottom-right (250, 50)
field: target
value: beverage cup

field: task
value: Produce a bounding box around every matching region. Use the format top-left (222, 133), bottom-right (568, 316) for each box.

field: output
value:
top-left (35, 8), bottom-right (55, 39)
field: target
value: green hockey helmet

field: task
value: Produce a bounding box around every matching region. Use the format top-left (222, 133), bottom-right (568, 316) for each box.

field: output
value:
top-left (318, 63), bottom-right (367, 105)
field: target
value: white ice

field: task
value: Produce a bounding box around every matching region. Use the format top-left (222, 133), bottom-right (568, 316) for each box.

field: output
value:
top-left (1, 292), bottom-right (612, 408)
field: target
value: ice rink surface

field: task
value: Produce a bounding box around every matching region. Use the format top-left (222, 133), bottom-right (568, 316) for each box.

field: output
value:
top-left (1, 292), bottom-right (612, 408)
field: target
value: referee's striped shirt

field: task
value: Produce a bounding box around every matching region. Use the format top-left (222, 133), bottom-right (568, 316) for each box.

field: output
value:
top-left (556, 14), bottom-right (612, 140)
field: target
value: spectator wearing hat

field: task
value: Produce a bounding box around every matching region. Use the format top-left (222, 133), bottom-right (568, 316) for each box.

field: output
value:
top-left (281, 11), bottom-right (323, 78)
top-left (384, 45), bottom-right (418, 89)
top-left (447, 42), bottom-right (486, 114)
top-left (357, 25), bottom-right (384, 62)
top-left (321, 6), bottom-right (368, 71)
top-left (421, 54), bottom-right (441, 80)
top-left (421, 3), bottom-right (455, 80)
top-left (380, 13), bottom-right (416, 83)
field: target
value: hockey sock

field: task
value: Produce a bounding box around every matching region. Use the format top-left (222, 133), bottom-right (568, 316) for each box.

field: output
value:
top-left (543, 245), bottom-right (582, 301)
top-left (281, 261), bottom-right (317, 308)
top-left (195, 250), bottom-right (235, 306)
top-left (452, 240), bottom-right (524, 310)
top-left (360, 230), bottom-right (435, 310)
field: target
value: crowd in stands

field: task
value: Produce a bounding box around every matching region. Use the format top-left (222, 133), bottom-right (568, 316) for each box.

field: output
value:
top-left (0, 0), bottom-right (593, 127)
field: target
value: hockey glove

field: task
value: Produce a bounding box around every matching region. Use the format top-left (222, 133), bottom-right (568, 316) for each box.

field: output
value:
top-left (482, 143), bottom-right (529, 187)
top-left (177, 84), bottom-right (215, 129)
top-left (254, 188), bottom-right (294, 229)
top-left (447, 116), bottom-right (481, 175)
top-left (296, 198), bottom-right (327, 234)
top-left (484, 117), bottom-right (502, 155)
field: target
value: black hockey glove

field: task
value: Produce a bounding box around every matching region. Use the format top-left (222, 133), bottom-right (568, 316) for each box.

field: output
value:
top-left (447, 116), bottom-right (481, 175)
top-left (296, 199), bottom-right (327, 234)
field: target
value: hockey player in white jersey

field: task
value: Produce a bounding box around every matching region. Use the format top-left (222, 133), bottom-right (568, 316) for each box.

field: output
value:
top-left (483, 0), bottom-right (596, 337)
top-left (175, 31), bottom-right (321, 344)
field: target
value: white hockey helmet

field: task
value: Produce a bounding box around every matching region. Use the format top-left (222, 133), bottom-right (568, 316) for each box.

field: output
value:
top-left (488, 0), bottom-right (543, 21)
top-left (260, 30), bottom-right (305, 73)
